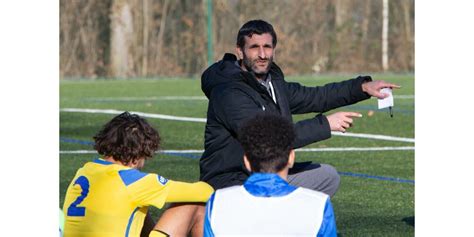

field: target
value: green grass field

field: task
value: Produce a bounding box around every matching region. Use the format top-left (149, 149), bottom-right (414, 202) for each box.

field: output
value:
top-left (60, 74), bottom-right (414, 236)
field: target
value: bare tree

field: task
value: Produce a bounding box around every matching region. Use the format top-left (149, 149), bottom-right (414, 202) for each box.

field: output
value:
top-left (142, 0), bottom-right (150, 76)
top-left (154, 0), bottom-right (170, 74)
top-left (382, 0), bottom-right (389, 71)
top-left (60, 0), bottom-right (414, 78)
top-left (110, 0), bottom-right (134, 78)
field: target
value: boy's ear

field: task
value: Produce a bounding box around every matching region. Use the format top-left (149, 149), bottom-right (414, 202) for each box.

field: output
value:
top-left (243, 155), bottom-right (252, 172)
top-left (288, 150), bottom-right (295, 168)
top-left (131, 158), bottom-right (146, 169)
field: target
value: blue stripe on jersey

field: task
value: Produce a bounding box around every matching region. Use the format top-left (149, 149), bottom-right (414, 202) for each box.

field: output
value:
top-left (203, 193), bottom-right (216, 237)
top-left (125, 207), bottom-right (139, 237)
top-left (243, 173), bottom-right (297, 197)
top-left (119, 169), bottom-right (148, 186)
top-left (317, 199), bottom-right (337, 237)
top-left (92, 158), bottom-right (114, 165)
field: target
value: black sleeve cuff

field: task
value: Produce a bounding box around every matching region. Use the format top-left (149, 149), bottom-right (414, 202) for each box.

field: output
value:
top-left (352, 75), bottom-right (373, 100)
top-left (292, 114), bottom-right (332, 148)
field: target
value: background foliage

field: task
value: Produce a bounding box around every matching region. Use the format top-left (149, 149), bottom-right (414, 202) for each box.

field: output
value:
top-left (60, 0), bottom-right (414, 78)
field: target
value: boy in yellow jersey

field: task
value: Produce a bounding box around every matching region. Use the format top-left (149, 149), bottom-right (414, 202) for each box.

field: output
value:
top-left (63, 112), bottom-right (214, 237)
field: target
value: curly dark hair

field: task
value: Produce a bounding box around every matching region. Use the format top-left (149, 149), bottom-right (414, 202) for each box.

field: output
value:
top-left (93, 112), bottom-right (160, 165)
top-left (236, 19), bottom-right (277, 49)
top-left (238, 113), bottom-right (295, 173)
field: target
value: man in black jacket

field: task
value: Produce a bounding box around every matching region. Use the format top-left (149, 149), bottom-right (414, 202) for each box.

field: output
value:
top-left (153, 19), bottom-right (399, 236)
top-left (200, 19), bottom-right (400, 197)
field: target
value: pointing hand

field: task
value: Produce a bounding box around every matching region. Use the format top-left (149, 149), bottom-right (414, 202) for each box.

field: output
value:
top-left (326, 112), bottom-right (362, 133)
top-left (362, 80), bottom-right (400, 99)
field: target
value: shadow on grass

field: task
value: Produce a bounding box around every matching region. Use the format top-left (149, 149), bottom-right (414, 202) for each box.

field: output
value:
top-left (336, 215), bottom-right (414, 236)
top-left (402, 216), bottom-right (415, 227)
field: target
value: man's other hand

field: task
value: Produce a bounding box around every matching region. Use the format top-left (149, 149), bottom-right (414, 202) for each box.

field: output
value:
top-left (362, 80), bottom-right (401, 99)
top-left (326, 112), bottom-right (362, 133)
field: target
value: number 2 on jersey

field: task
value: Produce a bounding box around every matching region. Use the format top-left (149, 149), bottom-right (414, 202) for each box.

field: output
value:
top-left (67, 176), bottom-right (90, 217)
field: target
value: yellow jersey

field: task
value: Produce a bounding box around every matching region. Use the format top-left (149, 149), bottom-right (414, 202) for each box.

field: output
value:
top-left (63, 158), bottom-right (213, 237)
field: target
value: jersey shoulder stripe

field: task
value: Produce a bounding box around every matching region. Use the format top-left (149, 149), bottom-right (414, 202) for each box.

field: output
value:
top-left (92, 158), bottom-right (114, 165)
top-left (119, 169), bottom-right (148, 186)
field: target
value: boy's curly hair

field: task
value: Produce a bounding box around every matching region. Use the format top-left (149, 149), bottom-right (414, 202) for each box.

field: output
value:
top-left (93, 112), bottom-right (160, 165)
top-left (238, 113), bottom-right (295, 173)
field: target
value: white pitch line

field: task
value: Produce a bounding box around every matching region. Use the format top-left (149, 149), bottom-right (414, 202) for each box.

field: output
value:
top-left (60, 150), bottom-right (97, 154)
top-left (296, 146), bottom-right (414, 152)
top-left (61, 108), bottom-right (414, 143)
top-left (331, 132), bottom-right (414, 143)
top-left (83, 96), bottom-right (208, 101)
top-left (393, 95), bottom-right (414, 99)
top-left (61, 108), bottom-right (207, 123)
top-left (160, 149), bottom-right (204, 153)
top-left (59, 150), bottom-right (204, 154)
top-left (60, 146), bottom-right (414, 154)
top-left (79, 95), bottom-right (413, 101)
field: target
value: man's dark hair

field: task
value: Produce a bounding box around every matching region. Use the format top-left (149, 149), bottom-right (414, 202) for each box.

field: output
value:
top-left (236, 19), bottom-right (277, 49)
top-left (93, 112), bottom-right (160, 165)
top-left (238, 113), bottom-right (295, 173)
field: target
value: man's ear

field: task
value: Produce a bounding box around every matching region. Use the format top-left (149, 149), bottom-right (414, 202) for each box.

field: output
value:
top-left (288, 150), bottom-right (295, 168)
top-left (236, 47), bottom-right (243, 60)
top-left (243, 155), bottom-right (252, 172)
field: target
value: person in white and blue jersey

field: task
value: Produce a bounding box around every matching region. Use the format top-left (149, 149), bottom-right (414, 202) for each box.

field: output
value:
top-left (203, 113), bottom-right (337, 236)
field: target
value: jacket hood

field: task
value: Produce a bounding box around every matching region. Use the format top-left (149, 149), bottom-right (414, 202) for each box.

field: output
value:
top-left (201, 53), bottom-right (242, 98)
top-left (201, 53), bottom-right (286, 98)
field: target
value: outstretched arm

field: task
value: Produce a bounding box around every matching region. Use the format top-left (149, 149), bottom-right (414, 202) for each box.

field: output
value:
top-left (286, 76), bottom-right (401, 113)
top-left (152, 182), bottom-right (214, 237)
top-left (165, 181), bottom-right (214, 203)
top-left (286, 76), bottom-right (372, 114)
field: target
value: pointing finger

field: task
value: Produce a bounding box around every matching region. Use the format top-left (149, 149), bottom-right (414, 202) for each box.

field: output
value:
top-left (381, 82), bottom-right (401, 89)
top-left (388, 83), bottom-right (401, 89)
top-left (344, 112), bottom-right (363, 118)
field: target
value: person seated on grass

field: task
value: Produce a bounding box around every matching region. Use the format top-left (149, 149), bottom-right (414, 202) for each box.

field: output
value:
top-left (203, 114), bottom-right (337, 236)
top-left (62, 112), bottom-right (214, 237)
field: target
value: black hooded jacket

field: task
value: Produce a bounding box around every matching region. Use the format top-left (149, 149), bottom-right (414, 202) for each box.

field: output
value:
top-left (200, 53), bottom-right (372, 189)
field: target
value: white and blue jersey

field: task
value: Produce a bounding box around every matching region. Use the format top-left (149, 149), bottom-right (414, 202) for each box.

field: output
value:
top-left (204, 173), bottom-right (337, 236)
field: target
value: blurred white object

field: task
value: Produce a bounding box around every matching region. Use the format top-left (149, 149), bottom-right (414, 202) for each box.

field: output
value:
top-left (378, 88), bottom-right (394, 109)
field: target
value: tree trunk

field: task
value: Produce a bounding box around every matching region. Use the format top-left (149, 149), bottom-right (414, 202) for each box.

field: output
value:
top-left (142, 0), bottom-right (150, 77)
top-left (382, 0), bottom-right (389, 71)
top-left (110, 0), bottom-right (134, 78)
top-left (155, 0), bottom-right (170, 74)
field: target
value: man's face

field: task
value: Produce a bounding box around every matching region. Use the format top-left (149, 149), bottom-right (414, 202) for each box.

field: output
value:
top-left (237, 33), bottom-right (274, 77)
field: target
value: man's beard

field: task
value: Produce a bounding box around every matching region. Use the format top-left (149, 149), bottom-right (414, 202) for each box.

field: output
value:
top-left (242, 52), bottom-right (273, 78)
